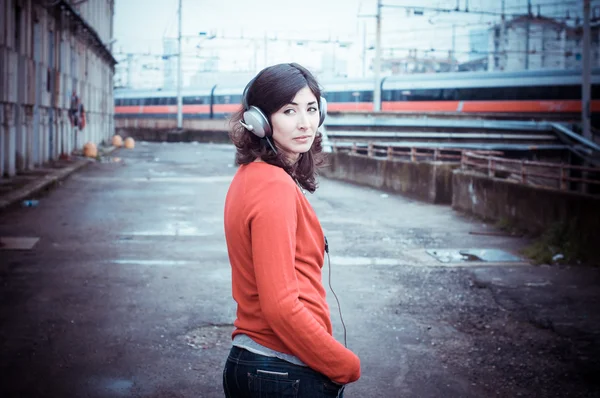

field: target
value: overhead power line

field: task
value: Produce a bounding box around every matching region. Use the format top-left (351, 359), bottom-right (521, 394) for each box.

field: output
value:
top-left (383, 45), bottom-right (578, 56)
top-left (381, 3), bottom-right (522, 17)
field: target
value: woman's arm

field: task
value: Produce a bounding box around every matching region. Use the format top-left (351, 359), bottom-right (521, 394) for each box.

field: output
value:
top-left (249, 178), bottom-right (360, 384)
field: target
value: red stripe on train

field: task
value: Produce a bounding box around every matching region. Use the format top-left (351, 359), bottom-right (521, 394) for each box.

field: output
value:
top-left (382, 101), bottom-right (460, 112)
top-left (115, 100), bottom-right (600, 115)
top-left (327, 102), bottom-right (374, 112)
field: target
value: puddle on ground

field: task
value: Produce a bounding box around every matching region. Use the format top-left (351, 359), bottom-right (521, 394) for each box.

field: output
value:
top-left (122, 223), bottom-right (215, 237)
top-left (426, 248), bottom-right (524, 263)
top-left (110, 260), bottom-right (193, 266)
top-left (329, 256), bottom-right (402, 266)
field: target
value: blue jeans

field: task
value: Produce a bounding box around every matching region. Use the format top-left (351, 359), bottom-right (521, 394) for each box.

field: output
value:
top-left (223, 346), bottom-right (345, 398)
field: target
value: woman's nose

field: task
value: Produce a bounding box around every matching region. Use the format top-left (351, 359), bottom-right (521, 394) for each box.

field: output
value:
top-left (297, 112), bottom-right (310, 129)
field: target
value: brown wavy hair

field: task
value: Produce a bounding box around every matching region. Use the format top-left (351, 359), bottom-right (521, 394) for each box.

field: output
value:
top-left (228, 63), bottom-right (326, 193)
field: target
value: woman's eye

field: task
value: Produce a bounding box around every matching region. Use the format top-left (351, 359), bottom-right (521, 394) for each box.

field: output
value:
top-left (284, 109), bottom-right (296, 115)
top-left (308, 107), bottom-right (318, 112)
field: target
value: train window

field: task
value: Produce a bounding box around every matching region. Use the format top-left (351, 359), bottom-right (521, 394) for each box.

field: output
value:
top-left (167, 97), bottom-right (176, 105)
top-left (362, 90), bottom-right (373, 102)
top-left (410, 89), bottom-right (443, 101)
top-left (115, 98), bottom-right (121, 106)
top-left (384, 83), bottom-right (596, 103)
top-left (381, 90), bottom-right (392, 101)
top-left (183, 96), bottom-right (205, 104)
top-left (215, 95), bottom-right (228, 104)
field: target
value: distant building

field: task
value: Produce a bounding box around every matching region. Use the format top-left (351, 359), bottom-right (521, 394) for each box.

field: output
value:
top-left (1, 0), bottom-right (116, 177)
top-left (380, 51), bottom-right (454, 74)
top-left (458, 57), bottom-right (488, 72)
top-left (488, 15), bottom-right (600, 71)
top-left (163, 38), bottom-right (177, 89)
top-left (468, 29), bottom-right (489, 62)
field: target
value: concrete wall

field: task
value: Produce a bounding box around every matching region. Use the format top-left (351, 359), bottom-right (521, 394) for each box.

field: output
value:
top-left (452, 170), bottom-right (600, 249)
top-left (321, 152), bottom-right (459, 204)
top-left (116, 118), bottom-right (231, 143)
top-left (1, 0), bottom-right (115, 177)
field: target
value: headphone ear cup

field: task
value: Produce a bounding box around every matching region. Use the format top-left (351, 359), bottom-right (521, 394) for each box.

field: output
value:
top-left (319, 96), bottom-right (327, 127)
top-left (242, 106), bottom-right (272, 138)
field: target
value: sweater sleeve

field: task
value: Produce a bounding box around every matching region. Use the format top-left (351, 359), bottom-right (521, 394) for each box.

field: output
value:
top-left (249, 177), bottom-right (361, 384)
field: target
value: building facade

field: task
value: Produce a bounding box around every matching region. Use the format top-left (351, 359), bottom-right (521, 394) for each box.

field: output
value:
top-left (1, 0), bottom-right (116, 177)
top-left (489, 15), bottom-right (600, 72)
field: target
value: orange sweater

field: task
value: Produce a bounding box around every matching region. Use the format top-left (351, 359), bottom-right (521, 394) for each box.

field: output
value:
top-left (223, 162), bottom-right (361, 384)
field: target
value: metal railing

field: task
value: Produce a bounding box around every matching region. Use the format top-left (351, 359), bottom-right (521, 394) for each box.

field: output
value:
top-left (328, 142), bottom-right (500, 162)
top-left (326, 141), bottom-right (599, 195)
top-left (461, 151), bottom-right (600, 193)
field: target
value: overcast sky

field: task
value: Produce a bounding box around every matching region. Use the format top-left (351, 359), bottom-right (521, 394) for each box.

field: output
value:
top-left (113, 0), bottom-right (590, 87)
top-left (114, 0), bottom-right (365, 54)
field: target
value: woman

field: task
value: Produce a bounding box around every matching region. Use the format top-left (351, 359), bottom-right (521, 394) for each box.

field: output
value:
top-left (223, 63), bottom-right (361, 398)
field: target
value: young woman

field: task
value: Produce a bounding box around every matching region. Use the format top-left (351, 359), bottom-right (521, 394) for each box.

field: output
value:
top-left (223, 63), bottom-right (361, 398)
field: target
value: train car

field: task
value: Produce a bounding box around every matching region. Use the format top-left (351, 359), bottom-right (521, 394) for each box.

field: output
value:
top-left (114, 68), bottom-right (600, 120)
top-left (381, 68), bottom-right (600, 114)
top-left (114, 85), bottom-right (215, 119)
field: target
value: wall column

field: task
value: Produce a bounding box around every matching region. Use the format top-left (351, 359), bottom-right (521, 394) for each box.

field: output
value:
top-left (0, 104), bottom-right (4, 177)
top-left (40, 107), bottom-right (48, 164)
top-left (25, 105), bottom-right (34, 170)
top-left (15, 104), bottom-right (25, 171)
top-left (3, 103), bottom-right (16, 177)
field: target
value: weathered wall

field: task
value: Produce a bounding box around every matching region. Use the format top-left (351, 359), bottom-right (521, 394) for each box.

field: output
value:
top-left (116, 119), bottom-right (231, 143)
top-left (321, 152), bottom-right (459, 204)
top-left (117, 128), bottom-right (230, 144)
top-left (1, 0), bottom-right (115, 177)
top-left (452, 170), bottom-right (600, 252)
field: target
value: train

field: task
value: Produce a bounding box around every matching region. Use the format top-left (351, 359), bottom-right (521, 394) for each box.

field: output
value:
top-left (114, 68), bottom-right (600, 120)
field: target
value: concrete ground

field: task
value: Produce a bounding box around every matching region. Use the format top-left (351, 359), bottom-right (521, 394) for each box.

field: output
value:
top-left (0, 142), bottom-right (599, 398)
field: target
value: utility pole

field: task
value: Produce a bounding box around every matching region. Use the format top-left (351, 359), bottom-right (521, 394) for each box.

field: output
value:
top-left (451, 24), bottom-right (456, 71)
top-left (126, 53), bottom-right (133, 88)
top-left (362, 21), bottom-right (367, 78)
top-left (525, 0), bottom-right (531, 70)
top-left (582, 0), bottom-right (591, 139)
top-left (373, 0), bottom-right (382, 111)
top-left (176, 0), bottom-right (183, 129)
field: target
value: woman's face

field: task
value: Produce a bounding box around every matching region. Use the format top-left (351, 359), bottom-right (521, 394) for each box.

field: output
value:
top-left (270, 86), bottom-right (319, 163)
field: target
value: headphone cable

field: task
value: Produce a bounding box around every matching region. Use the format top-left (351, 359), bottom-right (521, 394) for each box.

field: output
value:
top-left (325, 245), bottom-right (348, 348)
top-left (265, 137), bottom-right (278, 153)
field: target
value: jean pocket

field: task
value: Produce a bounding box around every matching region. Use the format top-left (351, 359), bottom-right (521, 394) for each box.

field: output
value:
top-left (248, 371), bottom-right (300, 398)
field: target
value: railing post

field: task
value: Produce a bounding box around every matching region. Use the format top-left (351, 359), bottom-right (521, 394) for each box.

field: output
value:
top-left (368, 142), bottom-right (374, 157)
top-left (410, 147), bottom-right (416, 162)
top-left (352, 142), bottom-right (357, 154)
top-left (521, 160), bottom-right (527, 184)
top-left (434, 148), bottom-right (439, 161)
top-left (488, 158), bottom-right (494, 177)
top-left (387, 146), bottom-right (393, 160)
top-left (560, 166), bottom-right (567, 190)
